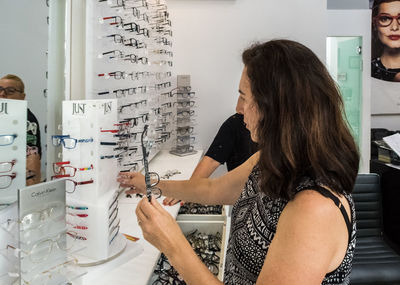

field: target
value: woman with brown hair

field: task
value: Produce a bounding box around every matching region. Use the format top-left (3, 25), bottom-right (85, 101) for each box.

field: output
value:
top-left (371, 0), bottom-right (400, 82)
top-left (118, 39), bottom-right (360, 284)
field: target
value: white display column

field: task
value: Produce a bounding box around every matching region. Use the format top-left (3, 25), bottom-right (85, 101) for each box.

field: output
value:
top-left (61, 99), bottom-right (125, 264)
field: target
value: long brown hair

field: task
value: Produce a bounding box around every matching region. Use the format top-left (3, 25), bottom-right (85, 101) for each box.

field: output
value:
top-left (242, 40), bottom-right (359, 200)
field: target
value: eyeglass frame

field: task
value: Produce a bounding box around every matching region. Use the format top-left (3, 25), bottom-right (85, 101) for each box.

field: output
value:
top-left (0, 134), bottom-right (18, 146)
top-left (374, 13), bottom-right (400, 27)
top-left (0, 159), bottom-right (17, 173)
top-left (65, 178), bottom-right (94, 194)
top-left (0, 86), bottom-right (23, 96)
top-left (0, 173), bottom-right (16, 189)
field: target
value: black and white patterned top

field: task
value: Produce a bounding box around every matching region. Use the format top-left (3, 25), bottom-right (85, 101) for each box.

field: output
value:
top-left (224, 166), bottom-right (356, 285)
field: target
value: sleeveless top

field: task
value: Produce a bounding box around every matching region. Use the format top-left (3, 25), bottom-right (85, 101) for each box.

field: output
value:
top-left (223, 166), bottom-right (356, 285)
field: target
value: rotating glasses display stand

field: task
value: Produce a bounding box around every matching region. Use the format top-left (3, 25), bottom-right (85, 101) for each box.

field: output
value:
top-left (17, 179), bottom-right (86, 285)
top-left (170, 75), bottom-right (197, 157)
top-left (52, 99), bottom-right (127, 266)
top-left (0, 99), bottom-right (27, 207)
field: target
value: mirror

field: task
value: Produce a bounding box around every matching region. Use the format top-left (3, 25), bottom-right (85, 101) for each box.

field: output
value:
top-left (0, 0), bottom-right (66, 204)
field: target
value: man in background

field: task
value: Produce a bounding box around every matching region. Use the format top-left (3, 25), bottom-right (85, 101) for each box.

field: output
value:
top-left (163, 96), bottom-right (257, 205)
top-left (0, 74), bottom-right (42, 185)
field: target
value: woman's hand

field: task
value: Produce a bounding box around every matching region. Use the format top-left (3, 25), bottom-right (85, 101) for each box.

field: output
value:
top-left (117, 172), bottom-right (146, 195)
top-left (136, 196), bottom-right (186, 256)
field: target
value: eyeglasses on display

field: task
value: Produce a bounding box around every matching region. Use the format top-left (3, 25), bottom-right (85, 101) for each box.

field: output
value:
top-left (21, 231), bottom-right (75, 263)
top-left (51, 135), bottom-right (94, 149)
top-left (0, 134), bottom-right (17, 146)
top-left (67, 221), bottom-right (88, 230)
top-left (65, 178), bottom-right (94, 194)
top-left (53, 161), bottom-right (93, 177)
top-left (174, 101), bottom-right (195, 108)
top-left (0, 173), bottom-right (16, 189)
top-left (177, 126), bottom-right (194, 135)
top-left (20, 202), bottom-right (65, 231)
top-left (124, 54), bottom-right (149, 64)
top-left (0, 159), bottom-right (16, 173)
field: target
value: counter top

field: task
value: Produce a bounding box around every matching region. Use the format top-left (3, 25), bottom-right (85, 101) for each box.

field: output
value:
top-left (80, 149), bottom-right (203, 285)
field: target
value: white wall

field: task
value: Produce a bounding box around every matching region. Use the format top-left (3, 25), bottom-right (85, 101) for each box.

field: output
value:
top-left (168, 0), bottom-right (327, 163)
top-left (327, 10), bottom-right (372, 172)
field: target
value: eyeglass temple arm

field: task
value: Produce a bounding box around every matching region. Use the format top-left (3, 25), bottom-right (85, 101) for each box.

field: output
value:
top-left (141, 125), bottom-right (152, 201)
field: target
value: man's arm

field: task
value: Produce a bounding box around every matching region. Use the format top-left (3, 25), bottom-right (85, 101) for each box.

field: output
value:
top-left (190, 156), bottom-right (221, 179)
top-left (163, 155), bottom-right (221, 205)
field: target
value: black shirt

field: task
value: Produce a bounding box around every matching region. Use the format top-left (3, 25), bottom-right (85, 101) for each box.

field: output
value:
top-left (205, 113), bottom-right (257, 171)
top-left (371, 58), bottom-right (400, 82)
top-left (27, 108), bottom-right (42, 158)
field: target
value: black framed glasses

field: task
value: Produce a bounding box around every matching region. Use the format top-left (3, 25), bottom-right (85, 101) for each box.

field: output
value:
top-left (101, 49), bottom-right (124, 60)
top-left (141, 125), bottom-right (162, 201)
top-left (177, 110), bottom-right (195, 117)
top-left (375, 13), bottom-right (400, 27)
top-left (124, 37), bottom-right (147, 49)
top-left (124, 22), bottom-right (150, 37)
top-left (124, 54), bottom-right (149, 64)
top-left (0, 86), bottom-right (23, 96)
top-left (106, 33), bottom-right (125, 44)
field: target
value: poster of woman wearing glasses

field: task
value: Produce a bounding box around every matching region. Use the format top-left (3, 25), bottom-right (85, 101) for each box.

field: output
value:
top-left (371, 0), bottom-right (400, 82)
top-left (370, 0), bottom-right (400, 120)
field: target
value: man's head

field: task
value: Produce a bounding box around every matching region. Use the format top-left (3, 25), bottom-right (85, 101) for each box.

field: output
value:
top-left (0, 74), bottom-right (26, 100)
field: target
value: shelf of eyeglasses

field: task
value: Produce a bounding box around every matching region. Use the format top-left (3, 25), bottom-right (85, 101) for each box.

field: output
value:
top-left (7, 233), bottom-right (87, 275)
top-left (18, 257), bottom-right (86, 285)
top-left (177, 203), bottom-right (223, 216)
top-left (151, 230), bottom-right (222, 284)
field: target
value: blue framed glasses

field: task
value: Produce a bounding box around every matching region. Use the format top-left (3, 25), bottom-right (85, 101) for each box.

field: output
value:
top-left (0, 134), bottom-right (17, 146)
top-left (51, 135), bottom-right (94, 149)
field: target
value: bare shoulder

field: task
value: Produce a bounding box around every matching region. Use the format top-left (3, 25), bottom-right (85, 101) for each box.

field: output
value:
top-left (280, 190), bottom-right (345, 233)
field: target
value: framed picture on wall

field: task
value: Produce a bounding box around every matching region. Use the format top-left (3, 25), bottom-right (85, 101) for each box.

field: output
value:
top-left (370, 0), bottom-right (400, 82)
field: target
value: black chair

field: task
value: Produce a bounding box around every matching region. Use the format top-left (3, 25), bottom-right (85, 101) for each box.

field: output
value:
top-left (350, 173), bottom-right (400, 284)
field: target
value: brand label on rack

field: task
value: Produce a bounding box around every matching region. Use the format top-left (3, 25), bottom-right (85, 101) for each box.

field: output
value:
top-left (0, 102), bottom-right (8, 115)
top-left (103, 101), bottom-right (112, 114)
top-left (72, 103), bottom-right (86, 115)
top-left (31, 187), bottom-right (56, 198)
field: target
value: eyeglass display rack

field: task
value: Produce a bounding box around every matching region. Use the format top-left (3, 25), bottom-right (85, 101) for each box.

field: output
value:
top-left (0, 202), bottom-right (19, 284)
top-left (0, 99), bottom-right (27, 284)
top-left (85, 0), bottom-right (176, 170)
top-left (56, 99), bottom-right (128, 265)
top-left (16, 179), bottom-right (86, 285)
top-left (0, 99), bottom-right (27, 207)
top-left (170, 75), bottom-right (197, 157)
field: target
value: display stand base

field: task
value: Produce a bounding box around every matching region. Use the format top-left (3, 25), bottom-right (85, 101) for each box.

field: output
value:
top-left (75, 233), bottom-right (127, 266)
top-left (169, 150), bottom-right (198, 157)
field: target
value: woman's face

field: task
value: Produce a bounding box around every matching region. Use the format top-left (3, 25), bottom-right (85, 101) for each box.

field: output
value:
top-left (376, 1), bottom-right (400, 50)
top-left (238, 68), bottom-right (260, 142)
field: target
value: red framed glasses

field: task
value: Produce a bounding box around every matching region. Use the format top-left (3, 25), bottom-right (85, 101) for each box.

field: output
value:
top-left (375, 13), bottom-right (400, 27)
top-left (0, 173), bottom-right (16, 189)
top-left (65, 179), bottom-right (94, 193)
top-left (0, 159), bottom-right (16, 173)
top-left (53, 161), bottom-right (94, 177)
